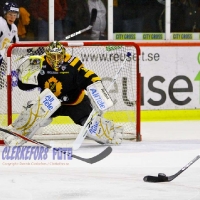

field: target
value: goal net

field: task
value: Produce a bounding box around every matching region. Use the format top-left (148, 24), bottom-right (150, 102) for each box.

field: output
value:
top-left (0, 41), bottom-right (141, 143)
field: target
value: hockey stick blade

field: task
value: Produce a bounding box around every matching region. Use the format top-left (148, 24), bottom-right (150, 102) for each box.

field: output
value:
top-left (143, 174), bottom-right (170, 183)
top-left (0, 127), bottom-right (112, 164)
top-left (143, 155), bottom-right (200, 183)
top-left (72, 146), bottom-right (112, 164)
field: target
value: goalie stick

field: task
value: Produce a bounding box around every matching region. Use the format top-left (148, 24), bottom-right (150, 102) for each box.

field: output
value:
top-left (143, 155), bottom-right (200, 183)
top-left (65, 8), bottom-right (97, 40)
top-left (72, 52), bottom-right (132, 150)
top-left (0, 127), bottom-right (112, 164)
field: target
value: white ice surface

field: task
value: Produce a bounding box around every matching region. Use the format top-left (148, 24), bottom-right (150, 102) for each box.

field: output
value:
top-left (1, 121), bottom-right (200, 200)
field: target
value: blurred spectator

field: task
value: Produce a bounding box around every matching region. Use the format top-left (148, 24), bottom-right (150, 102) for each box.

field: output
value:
top-left (113, 0), bottom-right (118, 6)
top-left (113, 0), bottom-right (123, 32)
top-left (171, 0), bottom-right (200, 32)
top-left (88, 0), bottom-right (107, 40)
top-left (64, 0), bottom-right (91, 40)
top-left (141, 0), bottom-right (164, 32)
top-left (115, 0), bottom-right (142, 33)
top-left (17, 7), bottom-right (30, 40)
top-left (117, 0), bottom-right (197, 33)
top-left (63, 0), bottom-right (75, 38)
top-left (114, 0), bottom-right (147, 33)
top-left (29, 0), bottom-right (67, 41)
top-left (158, 0), bottom-right (200, 32)
top-left (16, 0), bottom-right (33, 40)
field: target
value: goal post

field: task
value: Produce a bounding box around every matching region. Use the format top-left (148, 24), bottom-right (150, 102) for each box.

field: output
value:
top-left (0, 41), bottom-right (142, 142)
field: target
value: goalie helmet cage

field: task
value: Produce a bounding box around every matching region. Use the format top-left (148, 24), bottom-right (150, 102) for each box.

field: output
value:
top-left (0, 41), bottom-right (141, 143)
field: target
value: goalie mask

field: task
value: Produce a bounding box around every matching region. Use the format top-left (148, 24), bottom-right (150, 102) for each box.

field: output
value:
top-left (45, 41), bottom-right (66, 71)
top-left (3, 2), bottom-right (19, 18)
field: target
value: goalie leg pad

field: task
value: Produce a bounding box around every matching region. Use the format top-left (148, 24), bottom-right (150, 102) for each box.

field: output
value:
top-left (29, 117), bottom-right (53, 136)
top-left (4, 88), bottom-right (61, 146)
top-left (86, 115), bottom-right (123, 145)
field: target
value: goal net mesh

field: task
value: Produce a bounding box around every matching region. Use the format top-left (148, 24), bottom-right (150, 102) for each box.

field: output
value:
top-left (0, 42), bottom-right (141, 142)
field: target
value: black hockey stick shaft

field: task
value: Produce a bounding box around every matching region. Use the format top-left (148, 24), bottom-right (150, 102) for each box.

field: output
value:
top-left (72, 146), bottom-right (112, 164)
top-left (0, 127), bottom-right (51, 148)
top-left (90, 8), bottom-right (97, 25)
top-left (168, 155), bottom-right (200, 180)
top-left (65, 8), bottom-right (97, 40)
top-left (144, 154), bottom-right (200, 183)
top-left (0, 127), bottom-right (112, 164)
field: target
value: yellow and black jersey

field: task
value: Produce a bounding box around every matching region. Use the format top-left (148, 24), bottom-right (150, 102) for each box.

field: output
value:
top-left (18, 53), bottom-right (101, 105)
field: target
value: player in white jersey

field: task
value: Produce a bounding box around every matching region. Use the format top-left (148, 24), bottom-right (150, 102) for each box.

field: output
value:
top-left (0, 1), bottom-right (19, 65)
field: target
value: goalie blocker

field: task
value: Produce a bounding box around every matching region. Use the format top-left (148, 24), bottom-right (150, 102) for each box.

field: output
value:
top-left (87, 81), bottom-right (113, 113)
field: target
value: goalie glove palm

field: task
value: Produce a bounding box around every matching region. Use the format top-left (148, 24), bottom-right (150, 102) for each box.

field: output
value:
top-left (86, 115), bottom-right (123, 145)
top-left (17, 55), bottom-right (44, 85)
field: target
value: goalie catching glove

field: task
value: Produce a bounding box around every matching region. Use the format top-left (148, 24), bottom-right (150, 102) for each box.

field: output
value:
top-left (17, 55), bottom-right (44, 85)
top-left (86, 114), bottom-right (123, 145)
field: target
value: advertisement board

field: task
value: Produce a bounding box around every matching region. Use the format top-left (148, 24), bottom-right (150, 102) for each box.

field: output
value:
top-left (138, 43), bottom-right (200, 120)
top-left (140, 46), bottom-right (200, 110)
